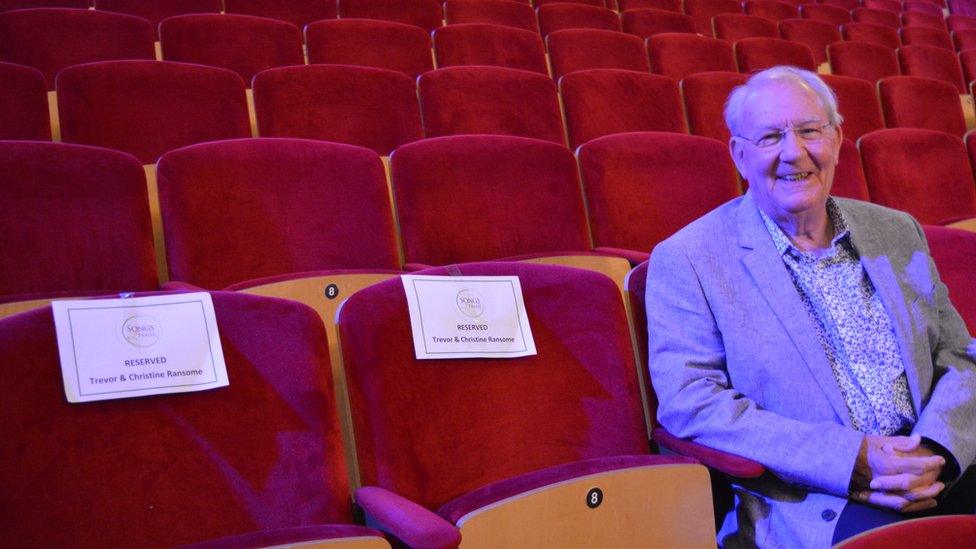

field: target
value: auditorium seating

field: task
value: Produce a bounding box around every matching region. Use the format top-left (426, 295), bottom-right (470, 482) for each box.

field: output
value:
top-left (432, 23), bottom-right (548, 74)
top-left (923, 225), bottom-right (976, 335)
top-left (0, 61), bottom-right (50, 140)
top-left (903, 10), bottom-right (948, 31)
top-left (536, 0), bottom-right (605, 6)
top-left (949, 0), bottom-right (976, 18)
top-left (961, 50), bottom-right (976, 88)
top-left (900, 26), bottom-right (955, 50)
top-left (647, 33), bottom-right (736, 80)
top-left (834, 515), bottom-right (976, 548)
top-left (418, 66), bottom-right (565, 144)
top-left (337, 0), bottom-right (443, 32)
top-left (681, 71), bottom-right (748, 142)
top-left (713, 13), bottom-right (778, 41)
top-left (832, 138), bottom-right (871, 201)
top-left (57, 60), bottom-right (250, 164)
top-left (898, 44), bottom-right (968, 92)
top-left (683, 0), bottom-right (742, 36)
top-left (537, 2), bottom-right (620, 35)
top-left (843, 21), bottom-right (902, 49)
top-left (618, 0), bottom-right (681, 10)
top-left (559, 69), bottom-right (686, 148)
top-left (224, 0), bottom-right (337, 29)
top-left (0, 141), bottom-right (157, 299)
top-left (94, 0), bottom-right (222, 37)
top-left (904, 0), bottom-right (944, 15)
top-left (863, 0), bottom-right (901, 12)
top-left (799, 3), bottom-right (851, 26)
top-left (0, 290), bottom-right (392, 548)
top-left (879, 76), bottom-right (967, 135)
top-left (779, 18), bottom-right (842, 66)
top-left (821, 74), bottom-right (885, 140)
top-left (305, 19), bottom-right (433, 79)
top-left (338, 261), bottom-right (715, 547)
top-left (852, 7), bottom-right (902, 29)
top-left (444, 0), bottom-right (538, 31)
top-left (577, 132), bottom-right (740, 260)
top-left (952, 29), bottom-right (976, 51)
top-left (948, 14), bottom-right (976, 32)
top-left (734, 37), bottom-right (817, 72)
top-left (819, 0), bottom-right (858, 10)
top-left (620, 8), bottom-right (696, 38)
top-left (743, 0), bottom-right (799, 22)
top-left (828, 40), bottom-right (901, 83)
top-left (0, 0), bottom-right (87, 9)
top-left (0, 7), bottom-right (154, 90)
top-left (159, 14), bottom-right (304, 83)
top-left (547, 28), bottom-right (649, 79)
top-left (859, 128), bottom-right (976, 225)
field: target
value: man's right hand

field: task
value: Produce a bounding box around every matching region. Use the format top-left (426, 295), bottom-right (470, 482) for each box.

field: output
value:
top-left (849, 434), bottom-right (946, 512)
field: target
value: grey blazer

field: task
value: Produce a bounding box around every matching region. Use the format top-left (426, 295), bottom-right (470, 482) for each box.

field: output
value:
top-left (645, 191), bottom-right (976, 548)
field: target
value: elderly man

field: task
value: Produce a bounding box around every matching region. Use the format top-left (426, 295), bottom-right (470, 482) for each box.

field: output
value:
top-left (645, 65), bottom-right (976, 547)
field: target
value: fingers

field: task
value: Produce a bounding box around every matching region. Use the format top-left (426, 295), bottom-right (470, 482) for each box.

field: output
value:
top-left (852, 489), bottom-right (940, 513)
top-left (872, 452), bottom-right (945, 476)
top-left (883, 433), bottom-right (922, 454)
top-left (870, 469), bottom-right (939, 491)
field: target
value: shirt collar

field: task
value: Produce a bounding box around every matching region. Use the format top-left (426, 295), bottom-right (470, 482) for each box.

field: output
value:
top-left (758, 197), bottom-right (852, 258)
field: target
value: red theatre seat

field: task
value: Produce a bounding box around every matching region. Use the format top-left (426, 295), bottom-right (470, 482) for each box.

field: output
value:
top-left (224, 0), bottom-right (337, 29)
top-left (821, 74), bottom-right (885, 140)
top-left (57, 60), bottom-right (249, 164)
top-left (828, 41), bottom-right (901, 83)
top-left (834, 515), bottom-right (976, 548)
top-left (950, 0), bottom-right (976, 17)
top-left (819, 0), bottom-right (858, 10)
top-left (547, 28), bottom-right (649, 79)
top-left (0, 141), bottom-right (157, 298)
top-left (559, 69), bottom-right (686, 148)
top-left (157, 138), bottom-right (400, 289)
top-left (159, 13), bottom-right (304, 84)
top-left (0, 291), bottom-right (392, 548)
top-left (0, 8), bottom-right (154, 90)
top-left (879, 75), bottom-right (967, 136)
top-left (647, 33), bottom-right (737, 81)
top-left (832, 138), bottom-right (871, 202)
top-left (952, 29), bottom-right (976, 51)
top-left (337, 0), bottom-right (443, 31)
top-left (252, 65), bottom-right (422, 156)
top-left (620, 8), bottom-right (697, 38)
top-left (444, 0), bottom-right (538, 31)
top-left (305, 19), bottom-right (433, 79)
top-left (713, 13), bottom-right (778, 42)
top-left (903, 10), bottom-right (949, 30)
top-left (735, 37), bottom-right (817, 72)
top-left (0, 0), bottom-right (87, 9)
top-left (799, 3), bottom-right (851, 26)
top-left (0, 61), bottom-right (50, 140)
top-left (900, 26), bottom-right (955, 50)
top-left (683, 0), bottom-right (742, 36)
top-left (923, 226), bottom-right (976, 335)
top-left (418, 66), bottom-right (565, 144)
top-left (743, 0), bottom-right (800, 22)
top-left (780, 18), bottom-right (842, 65)
top-left (536, 3), bottom-right (621, 36)
top-left (681, 70), bottom-right (748, 142)
top-left (842, 22), bottom-right (902, 49)
top-left (948, 14), bottom-right (976, 32)
top-left (863, 0), bottom-right (901, 13)
top-left (852, 6), bottom-right (902, 29)
top-left (432, 23), bottom-right (548, 74)
top-left (618, 0), bottom-right (681, 10)
top-left (859, 128), bottom-right (976, 225)
top-left (898, 44), bottom-right (968, 92)
top-left (94, 0), bottom-right (221, 38)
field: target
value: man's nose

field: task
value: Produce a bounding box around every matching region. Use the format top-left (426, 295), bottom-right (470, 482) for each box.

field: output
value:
top-left (778, 129), bottom-right (806, 161)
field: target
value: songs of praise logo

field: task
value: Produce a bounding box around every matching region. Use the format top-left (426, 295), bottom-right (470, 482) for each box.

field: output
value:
top-left (455, 289), bottom-right (485, 319)
top-left (121, 314), bottom-right (161, 347)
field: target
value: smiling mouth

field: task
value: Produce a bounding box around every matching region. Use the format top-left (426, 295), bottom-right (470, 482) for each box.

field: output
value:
top-left (777, 172), bottom-right (813, 181)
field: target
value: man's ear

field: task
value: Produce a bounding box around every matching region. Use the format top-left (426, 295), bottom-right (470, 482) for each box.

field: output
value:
top-left (729, 137), bottom-right (747, 177)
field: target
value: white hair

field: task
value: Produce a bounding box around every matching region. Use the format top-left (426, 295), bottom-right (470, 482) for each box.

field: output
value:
top-left (723, 66), bottom-right (844, 138)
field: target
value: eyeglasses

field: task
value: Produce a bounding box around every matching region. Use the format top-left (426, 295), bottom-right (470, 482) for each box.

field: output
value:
top-left (736, 122), bottom-right (834, 150)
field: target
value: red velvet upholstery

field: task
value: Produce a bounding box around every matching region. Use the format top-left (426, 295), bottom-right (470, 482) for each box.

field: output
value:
top-left (433, 23), bottom-right (548, 74)
top-left (252, 64), bottom-right (423, 155)
top-left (0, 61), bottom-right (50, 140)
top-left (94, 0), bottom-right (221, 37)
top-left (338, 0), bottom-right (442, 31)
top-left (864, 0), bottom-right (901, 12)
top-left (548, 28), bottom-right (649, 78)
top-left (444, 0), bottom-right (538, 31)
top-left (0, 141), bottom-right (156, 298)
top-left (744, 0), bottom-right (800, 22)
top-left (780, 18), bottom-right (841, 65)
top-left (835, 515), bottom-right (976, 548)
top-left (391, 136), bottom-right (591, 264)
top-left (620, 8), bottom-right (696, 38)
top-left (904, 0), bottom-right (944, 14)
top-left (305, 19), bottom-right (433, 79)
top-left (819, 0), bottom-right (858, 10)
top-left (843, 22), bottom-right (902, 49)
top-left (683, 0), bottom-right (743, 36)
top-left (0, 291), bottom-right (357, 546)
top-left (799, 3), bottom-right (851, 25)
top-left (735, 37), bottom-right (817, 72)
top-left (1, 0), bottom-right (87, 9)
top-left (159, 14), bottom-right (304, 84)
top-left (713, 13), bottom-right (778, 41)
top-left (879, 76), bottom-right (967, 135)
top-left (647, 33), bottom-right (736, 81)
top-left (537, 3), bottom-right (620, 35)
top-left (577, 132), bottom-right (740, 254)
top-left (224, 0), bottom-right (337, 29)
top-left (898, 44), bottom-right (968, 91)
top-left (626, 260), bottom-right (651, 381)
top-left (535, 0), bottom-right (605, 6)
top-left (950, 0), bottom-right (976, 17)
top-left (948, 14), bottom-right (976, 32)
top-left (57, 60), bottom-right (249, 163)
top-left (157, 138), bottom-right (399, 289)
top-left (903, 10), bottom-right (949, 31)
top-left (853, 7), bottom-right (902, 28)
top-left (832, 138), bottom-right (871, 201)
top-left (187, 525), bottom-right (388, 549)
top-left (821, 74), bottom-right (885, 140)
top-left (338, 261), bottom-right (647, 510)
top-left (619, 0), bottom-right (681, 10)
top-left (681, 70), bottom-right (748, 142)
top-left (900, 26), bottom-right (955, 50)
top-left (828, 40), bottom-right (901, 83)
top-left (952, 29), bottom-right (976, 51)
top-left (859, 128), bottom-right (976, 224)
top-left (0, 8), bottom-right (154, 90)
top-left (418, 66), bottom-right (565, 144)
top-left (961, 50), bottom-right (976, 86)
top-left (560, 69), bottom-right (686, 148)
top-left (924, 225), bottom-right (976, 335)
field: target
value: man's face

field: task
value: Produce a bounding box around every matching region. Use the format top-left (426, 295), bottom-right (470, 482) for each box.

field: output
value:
top-left (729, 79), bottom-right (842, 220)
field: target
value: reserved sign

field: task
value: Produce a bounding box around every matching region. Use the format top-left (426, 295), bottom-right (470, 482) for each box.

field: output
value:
top-left (52, 292), bottom-right (228, 403)
top-left (401, 275), bottom-right (536, 360)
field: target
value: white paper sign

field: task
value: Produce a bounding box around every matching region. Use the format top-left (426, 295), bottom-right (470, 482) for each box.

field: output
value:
top-left (401, 275), bottom-right (536, 359)
top-left (52, 292), bottom-right (228, 403)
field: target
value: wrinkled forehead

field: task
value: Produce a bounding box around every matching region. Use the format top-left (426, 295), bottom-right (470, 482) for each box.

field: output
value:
top-left (739, 79), bottom-right (829, 131)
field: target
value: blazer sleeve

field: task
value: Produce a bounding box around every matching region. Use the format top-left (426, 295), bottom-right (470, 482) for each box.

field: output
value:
top-left (646, 237), bottom-right (864, 498)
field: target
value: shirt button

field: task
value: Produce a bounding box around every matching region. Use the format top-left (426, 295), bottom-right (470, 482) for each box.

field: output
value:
top-left (822, 509), bottom-right (837, 521)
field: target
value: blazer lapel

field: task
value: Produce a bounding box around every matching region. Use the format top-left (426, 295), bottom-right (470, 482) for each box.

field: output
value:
top-left (736, 193), bottom-right (855, 426)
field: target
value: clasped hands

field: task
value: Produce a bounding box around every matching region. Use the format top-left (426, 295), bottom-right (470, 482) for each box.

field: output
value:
top-left (849, 433), bottom-right (946, 513)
